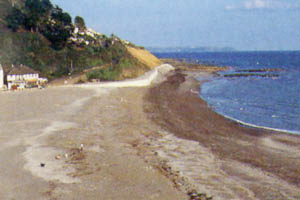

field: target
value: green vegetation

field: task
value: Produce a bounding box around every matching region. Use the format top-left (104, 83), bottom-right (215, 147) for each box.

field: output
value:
top-left (74, 16), bottom-right (86, 31)
top-left (86, 67), bottom-right (119, 81)
top-left (5, 6), bottom-right (24, 31)
top-left (5, 0), bottom-right (74, 49)
top-left (0, 30), bottom-right (142, 80)
top-left (0, 0), bottom-right (149, 81)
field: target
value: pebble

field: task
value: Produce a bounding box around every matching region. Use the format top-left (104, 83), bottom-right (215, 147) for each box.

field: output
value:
top-left (187, 190), bottom-right (213, 200)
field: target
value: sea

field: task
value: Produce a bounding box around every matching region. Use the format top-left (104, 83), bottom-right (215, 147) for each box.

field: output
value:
top-left (154, 51), bottom-right (300, 134)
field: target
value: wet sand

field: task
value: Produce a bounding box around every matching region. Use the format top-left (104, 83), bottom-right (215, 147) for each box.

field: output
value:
top-left (144, 69), bottom-right (300, 199)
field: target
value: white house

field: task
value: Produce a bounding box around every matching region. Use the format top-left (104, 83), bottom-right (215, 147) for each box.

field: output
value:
top-left (0, 64), bottom-right (3, 89)
top-left (7, 65), bottom-right (40, 90)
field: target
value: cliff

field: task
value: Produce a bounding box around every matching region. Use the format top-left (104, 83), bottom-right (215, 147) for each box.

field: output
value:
top-left (126, 46), bottom-right (162, 69)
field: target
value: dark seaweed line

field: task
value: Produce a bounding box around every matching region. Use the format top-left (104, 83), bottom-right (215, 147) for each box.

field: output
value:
top-left (224, 73), bottom-right (279, 78)
top-left (236, 68), bottom-right (281, 73)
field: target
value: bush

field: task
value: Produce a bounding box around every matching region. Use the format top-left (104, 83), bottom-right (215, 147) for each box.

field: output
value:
top-left (86, 67), bottom-right (119, 81)
top-left (117, 58), bottom-right (132, 69)
top-left (87, 59), bottom-right (104, 67)
top-left (5, 7), bottom-right (25, 31)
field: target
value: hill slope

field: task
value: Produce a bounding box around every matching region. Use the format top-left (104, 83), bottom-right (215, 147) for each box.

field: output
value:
top-left (0, 0), bottom-right (162, 82)
top-left (127, 46), bottom-right (162, 68)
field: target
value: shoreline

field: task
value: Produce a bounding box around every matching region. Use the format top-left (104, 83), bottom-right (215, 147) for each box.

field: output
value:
top-left (164, 58), bottom-right (300, 135)
top-left (199, 78), bottom-right (300, 136)
top-left (144, 68), bottom-right (300, 199)
top-left (216, 112), bottom-right (300, 135)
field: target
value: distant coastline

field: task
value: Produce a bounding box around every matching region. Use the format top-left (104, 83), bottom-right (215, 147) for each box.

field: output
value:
top-left (146, 46), bottom-right (236, 53)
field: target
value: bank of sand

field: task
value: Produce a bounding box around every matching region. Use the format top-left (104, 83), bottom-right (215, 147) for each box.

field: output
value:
top-left (0, 63), bottom-right (300, 199)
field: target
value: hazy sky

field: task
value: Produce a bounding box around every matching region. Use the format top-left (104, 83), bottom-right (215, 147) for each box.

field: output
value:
top-left (51, 0), bottom-right (300, 50)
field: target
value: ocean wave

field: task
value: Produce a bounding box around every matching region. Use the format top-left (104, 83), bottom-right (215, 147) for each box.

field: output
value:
top-left (221, 113), bottom-right (300, 135)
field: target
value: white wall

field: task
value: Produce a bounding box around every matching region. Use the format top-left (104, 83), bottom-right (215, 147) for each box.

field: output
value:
top-left (0, 66), bottom-right (4, 89)
top-left (7, 73), bottom-right (39, 81)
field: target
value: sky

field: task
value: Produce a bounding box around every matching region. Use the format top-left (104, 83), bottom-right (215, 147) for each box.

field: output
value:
top-left (51, 0), bottom-right (300, 51)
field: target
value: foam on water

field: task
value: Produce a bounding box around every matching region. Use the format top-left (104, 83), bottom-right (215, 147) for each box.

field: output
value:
top-left (221, 113), bottom-right (300, 135)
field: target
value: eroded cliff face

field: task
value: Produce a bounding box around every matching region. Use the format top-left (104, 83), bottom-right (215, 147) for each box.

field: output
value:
top-left (113, 46), bottom-right (162, 80)
top-left (126, 46), bottom-right (162, 69)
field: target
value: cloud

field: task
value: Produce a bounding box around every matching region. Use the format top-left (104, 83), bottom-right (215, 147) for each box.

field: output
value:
top-left (244, 0), bottom-right (265, 9)
top-left (225, 0), bottom-right (300, 11)
top-left (225, 5), bottom-right (237, 11)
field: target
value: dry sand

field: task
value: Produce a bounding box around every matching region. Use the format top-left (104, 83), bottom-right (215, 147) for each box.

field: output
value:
top-left (0, 65), bottom-right (188, 200)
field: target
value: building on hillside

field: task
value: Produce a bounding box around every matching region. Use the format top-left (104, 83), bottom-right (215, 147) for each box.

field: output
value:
top-left (0, 64), bottom-right (3, 89)
top-left (7, 64), bottom-right (46, 90)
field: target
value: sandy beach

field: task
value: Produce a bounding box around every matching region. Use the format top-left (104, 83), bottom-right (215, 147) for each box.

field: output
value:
top-left (0, 63), bottom-right (299, 199)
top-left (0, 65), bottom-right (188, 200)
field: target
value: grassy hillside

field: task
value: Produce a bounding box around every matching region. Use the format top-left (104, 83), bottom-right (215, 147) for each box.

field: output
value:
top-left (0, 0), bottom-right (161, 82)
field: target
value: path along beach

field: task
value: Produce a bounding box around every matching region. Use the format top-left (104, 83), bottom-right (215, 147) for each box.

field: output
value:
top-left (0, 63), bottom-right (299, 199)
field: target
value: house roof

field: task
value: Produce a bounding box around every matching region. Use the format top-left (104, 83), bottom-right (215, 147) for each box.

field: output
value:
top-left (7, 65), bottom-right (39, 75)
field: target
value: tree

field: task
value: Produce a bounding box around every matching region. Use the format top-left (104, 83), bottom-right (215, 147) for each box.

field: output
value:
top-left (23, 0), bottom-right (53, 32)
top-left (42, 6), bottom-right (74, 49)
top-left (5, 0), bottom-right (74, 50)
top-left (5, 7), bottom-right (25, 31)
top-left (74, 16), bottom-right (86, 31)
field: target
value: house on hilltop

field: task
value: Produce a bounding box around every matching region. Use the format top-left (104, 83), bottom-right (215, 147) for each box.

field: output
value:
top-left (7, 64), bottom-right (46, 90)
